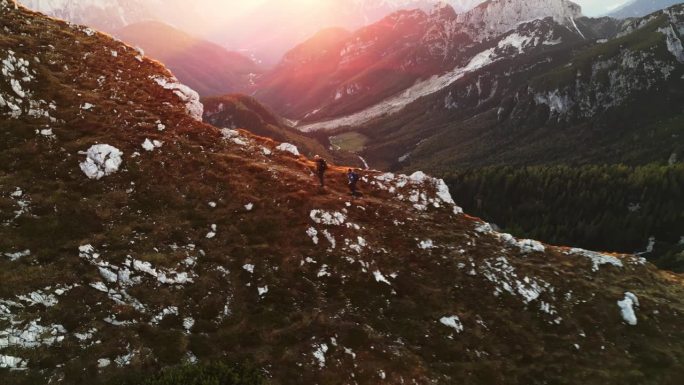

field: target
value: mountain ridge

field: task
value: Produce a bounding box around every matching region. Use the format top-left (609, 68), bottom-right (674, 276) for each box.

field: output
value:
top-left (255, 0), bottom-right (590, 123)
top-left (114, 21), bottom-right (261, 97)
top-left (457, 0), bottom-right (584, 40)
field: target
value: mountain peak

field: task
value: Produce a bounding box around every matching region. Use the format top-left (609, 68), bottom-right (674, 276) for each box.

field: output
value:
top-left (458, 0), bottom-right (584, 40)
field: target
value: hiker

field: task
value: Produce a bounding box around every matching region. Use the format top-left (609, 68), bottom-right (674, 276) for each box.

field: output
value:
top-left (314, 155), bottom-right (328, 187)
top-left (347, 168), bottom-right (360, 197)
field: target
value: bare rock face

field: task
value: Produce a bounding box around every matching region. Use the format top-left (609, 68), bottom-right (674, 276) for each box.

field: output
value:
top-left (457, 0), bottom-right (584, 40)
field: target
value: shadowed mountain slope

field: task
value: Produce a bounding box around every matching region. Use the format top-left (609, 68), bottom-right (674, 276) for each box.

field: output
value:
top-left (115, 21), bottom-right (261, 97)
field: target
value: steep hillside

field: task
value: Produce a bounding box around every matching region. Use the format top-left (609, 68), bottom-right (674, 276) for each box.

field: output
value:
top-left (114, 21), bottom-right (261, 97)
top-left (2, 2), bottom-right (684, 385)
top-left (253, 5), bottom-right (473, 121)
top-left (300, 4), bottom-right (684, 271)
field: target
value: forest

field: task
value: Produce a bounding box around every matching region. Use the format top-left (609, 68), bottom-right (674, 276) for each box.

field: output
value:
top-left (445, 163), bottom-right (684, 272)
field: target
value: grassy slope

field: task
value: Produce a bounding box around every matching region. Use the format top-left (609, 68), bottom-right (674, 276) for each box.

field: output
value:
top-left (202, 94), bottom-right (362, 167)
top-left (1, 2), bottom-right (684, 385)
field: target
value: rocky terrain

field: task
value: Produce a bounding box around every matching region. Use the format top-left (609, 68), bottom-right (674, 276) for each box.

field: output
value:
top-left (1, 1), bottom-right (684, 385)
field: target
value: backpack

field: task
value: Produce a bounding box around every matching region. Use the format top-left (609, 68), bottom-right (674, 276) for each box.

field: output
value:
top-left (318, 159), bottom-right (327, 172)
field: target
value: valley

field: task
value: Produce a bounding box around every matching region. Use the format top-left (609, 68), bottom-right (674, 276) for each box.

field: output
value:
top-left (271, 1), bottom-right (684, 272)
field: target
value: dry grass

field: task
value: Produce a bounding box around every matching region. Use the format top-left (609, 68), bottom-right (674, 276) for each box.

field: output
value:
top-left (1, 3), bottom-right (684, 385)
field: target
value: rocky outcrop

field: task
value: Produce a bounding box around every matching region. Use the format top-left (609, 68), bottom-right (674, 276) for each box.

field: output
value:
top-left (457, 0), bottom-right (584, 40)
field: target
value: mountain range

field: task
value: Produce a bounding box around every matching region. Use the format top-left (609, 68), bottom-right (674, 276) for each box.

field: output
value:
top-left (2, 2), bottom-right (684, 384)
top-left (254, 0), bottom-right (593, 122)
top-left (269, 0), bottom-right (683, 272)
top-left (252, 5), bottom-right (472, 121)
top-left (114, 22), bottom-right (262, 97)
top-left (17, 0), bottom-right (499, 67)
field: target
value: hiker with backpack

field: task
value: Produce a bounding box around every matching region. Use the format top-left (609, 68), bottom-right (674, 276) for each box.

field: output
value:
top-left (314, 155), bottom-right (328, 188)
top-left (347, 168), bottom-right (360, 197)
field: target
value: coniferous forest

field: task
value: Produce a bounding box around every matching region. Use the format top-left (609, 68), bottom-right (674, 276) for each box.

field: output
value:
top-left (446, 164), bottom-right (684, 272)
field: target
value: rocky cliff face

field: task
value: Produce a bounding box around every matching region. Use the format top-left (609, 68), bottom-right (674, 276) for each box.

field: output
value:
top-left (253, 5), bottom-right (473, 121)
top-left (457, 0), bottom-right (584, 40)
top-left (529, 6), bottom-right (684, 121)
